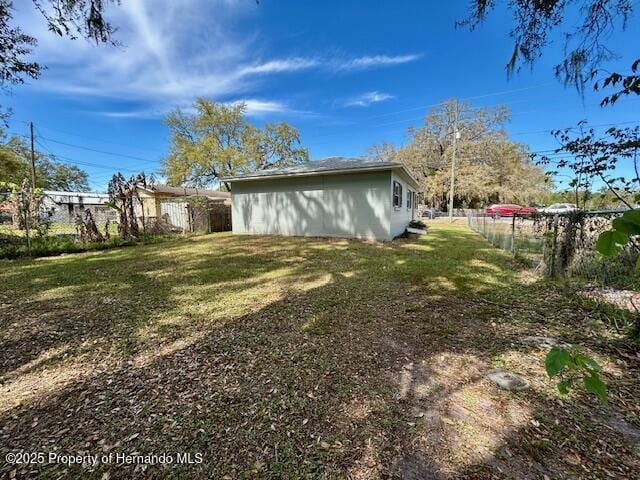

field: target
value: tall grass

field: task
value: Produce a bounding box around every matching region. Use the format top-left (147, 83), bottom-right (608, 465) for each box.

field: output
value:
top-left (0, 232), bottom-right (180, 259)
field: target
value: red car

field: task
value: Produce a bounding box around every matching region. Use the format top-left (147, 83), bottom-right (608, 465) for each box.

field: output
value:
top-left (486, 204), bottom-right (537, 217)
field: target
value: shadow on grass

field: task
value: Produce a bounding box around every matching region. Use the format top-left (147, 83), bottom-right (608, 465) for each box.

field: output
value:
top-left (0, 224), bottom-right (637, 478)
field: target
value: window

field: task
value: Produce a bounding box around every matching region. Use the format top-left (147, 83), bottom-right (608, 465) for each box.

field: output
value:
top-left (407, 189), bottom-right (412, 209)
top-left (393, 181), bottom-right (402, 208)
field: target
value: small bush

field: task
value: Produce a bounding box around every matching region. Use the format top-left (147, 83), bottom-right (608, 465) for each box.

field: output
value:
top-left (0, 233), bottom-right (180, 260)
top-left (409, 220), bottom-right (427, 229)
top-left (568, 249), bottom-right (640, 290)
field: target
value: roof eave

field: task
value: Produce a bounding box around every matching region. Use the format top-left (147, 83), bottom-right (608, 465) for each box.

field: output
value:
top-left (395, 166), bottom-right (421, 190)
top-left (222, 164), bottom-right (421, 190)
top-left (221, 165), bottom-right (393, 182)
top-left (139, 186), bottom-right (230, 198)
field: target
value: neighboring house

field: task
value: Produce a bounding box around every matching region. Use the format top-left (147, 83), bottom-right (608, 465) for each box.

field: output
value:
top-left (42, 190), bottom-right (117, 224)
top-left (136, 185), bottom-right (231, 220)
top-left (223, 157), bottom-right (421, 241)
top-left (0, 200), bottom-right (13, 224)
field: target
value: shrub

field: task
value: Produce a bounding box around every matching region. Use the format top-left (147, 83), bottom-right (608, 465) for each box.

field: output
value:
top-left (409, 220), bottom-right (427, 229)
top-left (568, 249), bottom-right (640, 290)
top-left (0, 233), bottom-right (178, 260)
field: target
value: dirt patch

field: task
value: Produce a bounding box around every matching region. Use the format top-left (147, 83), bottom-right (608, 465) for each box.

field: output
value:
top-left (579, 284), bottom-right (640, 312)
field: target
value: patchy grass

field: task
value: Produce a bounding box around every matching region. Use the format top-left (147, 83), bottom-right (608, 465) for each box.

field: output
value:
top-left (0, 223), bottom-right (638, 479)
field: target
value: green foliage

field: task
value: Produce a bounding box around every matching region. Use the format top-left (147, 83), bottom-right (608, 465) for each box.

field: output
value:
top-left (568, 249), bottom-right (640, 291)
top-left (370, 99), bottom-right (549, 210)
top-left (596, 230), bottom-right (629, 256)
top-left (541, 187), bottom-right (634, 211)
top-left (0, 133), bottom-right (90, 191)
top-left (104, 200), bottom-right (121, 212)
top-left (163, 99), bottom-right (308, 189)
top-left (0, 231), bottom-right (178, 259)
top-left (545, 346), bottom-right (608, 403)
top-left (460, 1), bottom-right (636, 103)
top-left (538, 125), bottom-right (640, 210)
top-left (612, 216), bottom-right (640, 235)
top-left (545, 347), bottom-right (571, 378)
top-left (583, 373), bottom-right (608, 402)
top-left (0, 0), bottom-right (120, 91)
top-left (597, 60), bottom-right (640, 106)
top-left (597, 209), bottom-right (640, 256)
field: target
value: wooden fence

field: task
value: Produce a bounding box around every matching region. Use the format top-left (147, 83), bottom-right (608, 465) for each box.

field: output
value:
top-left (208, 203), bottom-right (231, 232)
top-left (158, 198), bottom-right (231, 233)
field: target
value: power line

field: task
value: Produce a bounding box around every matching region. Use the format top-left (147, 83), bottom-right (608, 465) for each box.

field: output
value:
top-left (38, 136), bottom-right (161, 166)
top-left (17, 91), bottom-right (637, 164)
top-left (511, 120), bottom-right (640, 137)
top-left (307, 88), bottom-right (630, 145)
top-left (306, 118), bottom-right (640, 149)
top-left (31, 122), bottom-right (167, 156)
top-left (11, 90), bottom-right (574, 164)
top-left (36, 132), bottom-right (145, 174)
top-left (12, 128), bottom-right (163, 189)
top-left (35, 139), bottom-right (150, 174)
top-left (359, 83), bottom-right (556, 121)
top-left (12, 130), bottom-right (161, 170)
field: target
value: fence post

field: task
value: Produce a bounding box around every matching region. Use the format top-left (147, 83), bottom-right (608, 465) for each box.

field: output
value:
top-left (186, 203), bottom-right (192, 234)
top-left (550, 216), bottom-right (559, 277)
top-left (140, 197), bottom-right (146, 235)
top-left (21, 190), bottom-right (32, 254)
top-left (511, 214), bottom-right (516, 253)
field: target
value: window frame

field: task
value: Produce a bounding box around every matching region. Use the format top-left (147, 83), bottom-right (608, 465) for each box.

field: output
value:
top-left (407, 189), bottom-right (412, 210)
top-left (392, 180), bottom-right (402, 209)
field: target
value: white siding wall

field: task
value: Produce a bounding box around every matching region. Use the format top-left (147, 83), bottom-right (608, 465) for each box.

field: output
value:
top-left (231, 171), bottom-right (392, 240)
top-left (389, 172), bottom-right (417, 238)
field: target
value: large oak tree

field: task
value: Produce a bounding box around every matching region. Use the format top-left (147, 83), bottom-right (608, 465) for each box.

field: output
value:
top-left (163, 99), bottom-right (308, 191)
top-left (368, 100), bottom-right (548, 209)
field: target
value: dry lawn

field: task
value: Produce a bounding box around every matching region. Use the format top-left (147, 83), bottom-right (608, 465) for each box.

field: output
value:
top-left (0, 223), bottom-right (638, 479)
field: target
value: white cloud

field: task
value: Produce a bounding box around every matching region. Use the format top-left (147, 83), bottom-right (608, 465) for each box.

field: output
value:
top-left (238, 58), bottom-right (320, 76)
top-left (99, 99), bottom-right (291, 119)
top-left (19, 0), bottom-right (258, 105)
top-left (98, 109), bottom-right (165, 119)
top-left (235, 99), bottom-right (287, 115)
top-left (335, 54), bottom-right (421, 71)
top-left (344, 91), bottom-right (395, 107)
top-left (15, 1), bottom-right (420, 116)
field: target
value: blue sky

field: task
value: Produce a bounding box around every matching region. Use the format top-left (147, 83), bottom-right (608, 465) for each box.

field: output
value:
top-left (5, 0), bottom-right (639, 191)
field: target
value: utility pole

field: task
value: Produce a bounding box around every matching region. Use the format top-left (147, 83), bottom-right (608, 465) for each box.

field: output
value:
top-left (29, 121), bottom-right (36, 189)
top-left (21, 190), bottom-right (31, 254)
top-left (448, 106), bottom-right (460, 223)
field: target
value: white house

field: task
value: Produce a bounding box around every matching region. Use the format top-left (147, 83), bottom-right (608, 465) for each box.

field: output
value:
top-left (42, 190), bottom-right (117, 224)
top-left (223, 157), bottom-right (421, 241)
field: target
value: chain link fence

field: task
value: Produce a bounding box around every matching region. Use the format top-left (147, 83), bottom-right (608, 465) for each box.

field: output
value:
top-left (468, 210), bottom-right (640, 289)
top-left (419, 207), bottom-right (476, 219)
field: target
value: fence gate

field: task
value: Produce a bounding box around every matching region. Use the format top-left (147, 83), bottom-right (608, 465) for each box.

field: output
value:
top-left (209, 204), bottom-right (231, 232)
top-left (160, 201), bottom-right (190, 231)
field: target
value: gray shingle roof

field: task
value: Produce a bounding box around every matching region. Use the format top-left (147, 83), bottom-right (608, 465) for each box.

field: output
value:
top-left (223, 157), bottom-right (402, 180)
top-left (144, 185), bottom-right (230, 199)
